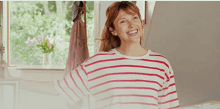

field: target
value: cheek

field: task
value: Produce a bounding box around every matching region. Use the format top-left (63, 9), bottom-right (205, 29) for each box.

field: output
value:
top-left (122, 25), bottom-right (127, 30)
top-left (123, 26), bottom-right (127, 29)
top-left (118, 25), bottom-right (128, 34)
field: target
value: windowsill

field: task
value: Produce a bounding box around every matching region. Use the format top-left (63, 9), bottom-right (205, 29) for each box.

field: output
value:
top-left (16, 67), bottom-right (65, 71)
top-left (7, 65), bottom-right (65, 80)
top-left (11, 65), bottom-right (65, 71)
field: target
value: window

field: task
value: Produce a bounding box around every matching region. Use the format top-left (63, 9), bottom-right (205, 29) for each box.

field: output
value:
top-left (7, 1), bottom-right (94, 68)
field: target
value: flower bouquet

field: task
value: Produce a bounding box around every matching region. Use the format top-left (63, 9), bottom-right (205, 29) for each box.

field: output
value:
top-left (25, 35), bottom-right (61, 68)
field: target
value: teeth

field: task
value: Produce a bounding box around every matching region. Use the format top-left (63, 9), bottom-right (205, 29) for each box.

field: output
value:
top-left (128, 30), bottom-right (137, 34)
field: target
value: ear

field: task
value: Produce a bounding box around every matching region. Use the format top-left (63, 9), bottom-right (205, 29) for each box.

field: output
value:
top-left (109, 27), bottom-right (117, 36)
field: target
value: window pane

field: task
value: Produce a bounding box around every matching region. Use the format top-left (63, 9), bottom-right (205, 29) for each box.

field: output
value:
top-left (9, 1), bottom-right (94, 67)
top-left (136, 1), bottom-right (145, 20)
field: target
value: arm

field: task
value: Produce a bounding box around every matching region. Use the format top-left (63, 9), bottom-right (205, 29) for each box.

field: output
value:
top-left (5, 72), bottom-right (83, 107)
top-left (158, 64), bottom-right (180, 109)
top-left (4, 61), bottom-right (88, 106)
top-left (3, 61), bottom-right (59, 96)
top-left (18, 78), bottom-right (59, 96)
top-left (4, 69), bottom-right (59, 96)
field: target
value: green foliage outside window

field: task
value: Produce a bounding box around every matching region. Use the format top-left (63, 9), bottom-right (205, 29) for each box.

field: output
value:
top-left (9, 1), bottom-right (94, 67)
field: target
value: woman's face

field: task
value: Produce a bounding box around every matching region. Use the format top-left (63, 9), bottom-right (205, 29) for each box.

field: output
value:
top-left (109, 9), bottom-right (144, 43)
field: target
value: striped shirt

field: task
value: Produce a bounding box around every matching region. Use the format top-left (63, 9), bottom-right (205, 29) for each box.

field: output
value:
top-left (54, 48), bottom-right (180, 109)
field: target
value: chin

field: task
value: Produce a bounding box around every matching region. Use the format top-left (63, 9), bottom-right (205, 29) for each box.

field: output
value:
top-left (130, 38), bottom-right (140, 43)
top-left (124, 35), bottom-right (141, 42)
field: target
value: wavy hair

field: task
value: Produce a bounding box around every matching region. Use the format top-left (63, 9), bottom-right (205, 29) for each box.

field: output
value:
top-left (95, 1), bottom-right (142, 52)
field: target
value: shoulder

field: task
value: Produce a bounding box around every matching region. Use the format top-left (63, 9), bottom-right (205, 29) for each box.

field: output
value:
top-left (148, 49), bottom-right (172, 70)
top-left (82, 49), bottom-right (116, 65)
top-left (149, 49), bottom-right (174, 81)
top-left (149, 49), bottom-right (168, 60)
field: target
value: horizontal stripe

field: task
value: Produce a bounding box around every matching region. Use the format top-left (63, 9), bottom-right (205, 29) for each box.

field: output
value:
top-left (80, 64), bottom-right (88, 76)
top-left (57, 80), bottom-right (75, 102)
top-left (85, 57), bottom-right (169, 69)
top-left (165, 73), bottom-right (170, 82)
top-left (151, 50), bottom-right (157, 53)
top-left (87, 65), bottom-right (165, 75)
top-left (85, 57), bottom-right (127, 67)
top-left (88, 72), bottom-right (164, 82)
top-left (70, 71), bottom-right (85, 96)
top-left (158, 98), bottom-right (179, 104)
top-left (160, 83), bottom-right (176, 91)
top-left (158, 91), bottom-right (177, 98)
top-left (167, 105), bottom-right (180, 109)
top-left (63, 78), bottom-right (80, 99)
top-left (149, 54), bottom-right (167, 59)
top-left (55, 49), bottom-right (179, 109)
top-left (166, 75), bottom-right (175, 82)
top-left (170, 75), bottom-right (174, 78)
top-left (90, 79), bottom-right (162, 90)
top-left (96, 94), bottom-right (158, 102)
top-left (94, 87), bottom-right (159, 96)
top-left (76, 69), bottom-right (90, 93)
top-left (138, 59), bottom-right (169, 68)
top-left (85, 53), bottom-right (116, 62)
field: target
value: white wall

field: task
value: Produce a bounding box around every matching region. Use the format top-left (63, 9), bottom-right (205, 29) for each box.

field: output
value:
top-left (145, 1), bottom-right (220, 107)
top-left (99, 1), bottom-right (116, 34)
top-left (141, 1), bottom-right (156, 47)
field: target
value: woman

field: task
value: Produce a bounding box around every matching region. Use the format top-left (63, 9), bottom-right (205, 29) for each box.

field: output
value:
top-left (5, 1), bottom-right (180, 109)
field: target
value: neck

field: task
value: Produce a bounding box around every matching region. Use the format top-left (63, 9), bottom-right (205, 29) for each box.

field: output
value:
top-left (116, 41), bottom-right (143, 56)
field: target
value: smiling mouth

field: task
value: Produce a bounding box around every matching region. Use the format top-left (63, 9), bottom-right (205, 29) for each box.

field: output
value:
top-left (127, 29), bottom-right (138, 36)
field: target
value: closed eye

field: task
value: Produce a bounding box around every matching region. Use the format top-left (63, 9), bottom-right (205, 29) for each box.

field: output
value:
top-left (133, 16), bottom-right (139, 19)
top-left (120, 20), bottom-right (125, 23)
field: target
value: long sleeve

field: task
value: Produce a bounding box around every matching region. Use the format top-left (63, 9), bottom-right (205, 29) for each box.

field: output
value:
top-left (54, 63), bottom-right (91, 105)
top-left (158, 64), bottom-right (180, 109)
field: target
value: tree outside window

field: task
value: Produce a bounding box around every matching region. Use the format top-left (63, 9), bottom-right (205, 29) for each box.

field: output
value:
top-left (9, 1), bottom-right (94, 68)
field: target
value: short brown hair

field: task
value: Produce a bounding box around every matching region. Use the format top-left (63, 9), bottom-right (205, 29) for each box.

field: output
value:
top-left (95, 1), bottom-right (142, 52)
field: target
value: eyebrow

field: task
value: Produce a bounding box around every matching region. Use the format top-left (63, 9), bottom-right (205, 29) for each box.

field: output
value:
top-left (119, 15), bottom-right (138, 20)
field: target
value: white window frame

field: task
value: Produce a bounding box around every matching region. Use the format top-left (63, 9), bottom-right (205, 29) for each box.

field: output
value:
top-left (2, 1), bottom-right (8, 66)
top-left (3, 1), bottom-right (100, 70)
top-left (94, 1), bottom-right (101, 54)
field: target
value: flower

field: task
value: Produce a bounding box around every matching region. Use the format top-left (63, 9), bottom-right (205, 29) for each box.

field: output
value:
top-left (43, 35), bottom-right (46, 42)
top-left (36, 37), bottom-right (40, 43)
top-left (32, 37), bottom-right (39, 44)
top-left (25, 37), bottom-right (32, 45)
top-left (25, 34), bottom-right (61, 54)
top-left (47, 39), bottom-right (52, 49)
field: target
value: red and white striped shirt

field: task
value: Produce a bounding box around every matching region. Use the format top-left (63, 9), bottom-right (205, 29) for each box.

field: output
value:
top-left (54, 48), bottom-right (180, 109)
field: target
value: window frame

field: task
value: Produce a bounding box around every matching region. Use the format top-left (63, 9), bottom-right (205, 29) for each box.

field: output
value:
top-left (131, 1), bottom-right (148, 25)
top-left (4, 1), bottom-right (99, 69)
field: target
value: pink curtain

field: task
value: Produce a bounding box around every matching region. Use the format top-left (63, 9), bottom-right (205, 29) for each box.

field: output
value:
top-left (64, 15), bottom-right (89, 76)
top-left (64, 2), bottom-right (89, 108)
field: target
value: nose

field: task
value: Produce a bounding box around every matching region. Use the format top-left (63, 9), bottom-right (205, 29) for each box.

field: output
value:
top-left (127, 20), bottom-right (134, 28)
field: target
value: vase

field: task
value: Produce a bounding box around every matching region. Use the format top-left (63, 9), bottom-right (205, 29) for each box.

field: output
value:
top-left (42, 53), bottom-right (51, 69)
